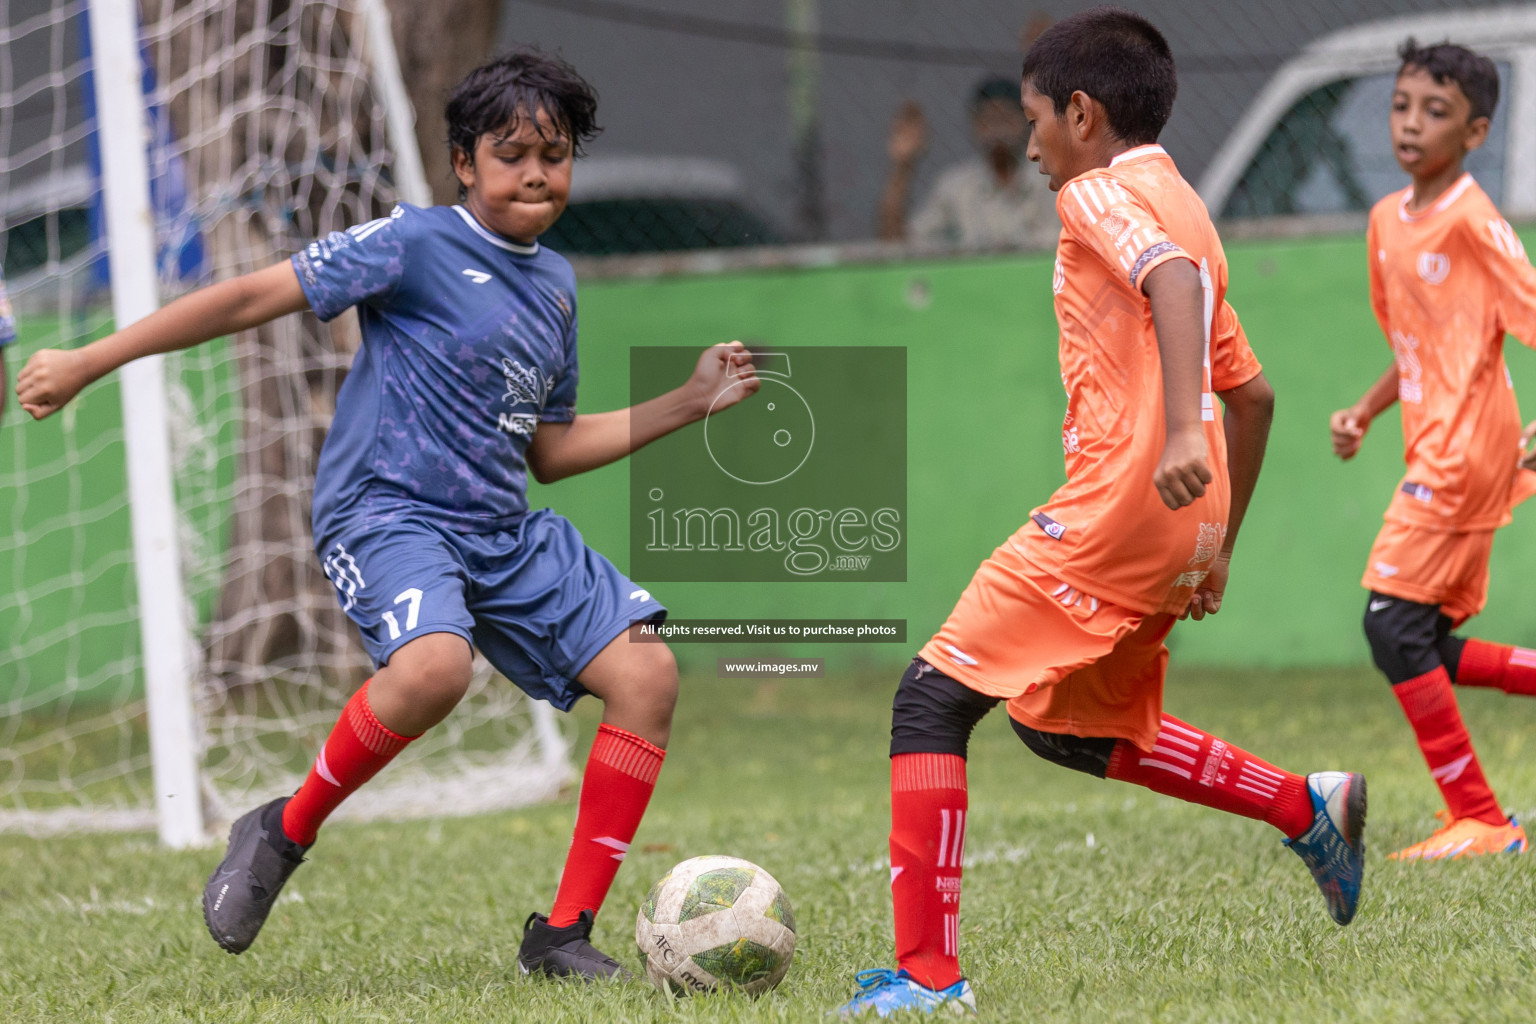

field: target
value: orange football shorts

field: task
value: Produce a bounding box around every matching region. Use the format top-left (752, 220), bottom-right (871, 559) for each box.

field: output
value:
top-left (918, 539), bottom-right (1175, 752)
top-left (1361, 521), bottom-right (1495, 626)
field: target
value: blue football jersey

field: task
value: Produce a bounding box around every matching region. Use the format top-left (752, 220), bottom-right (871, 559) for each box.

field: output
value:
top-left (292, 204), bottom-right (579, 532)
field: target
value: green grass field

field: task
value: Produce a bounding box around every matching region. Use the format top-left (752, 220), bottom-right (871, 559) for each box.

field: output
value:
top-left (5, 663), bottom-right (1536, 1023)
top-left (9, 231), bottom-right (1536, 1021)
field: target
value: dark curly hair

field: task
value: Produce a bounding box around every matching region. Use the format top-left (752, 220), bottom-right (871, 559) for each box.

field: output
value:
top-left (1397, 38), bottom-right (1499, 121)
top-left (445, 48), bottom-right (601, 193)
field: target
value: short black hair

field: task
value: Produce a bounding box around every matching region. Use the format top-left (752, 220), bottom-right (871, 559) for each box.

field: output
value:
top-left (1397, 38), bottom-right (1499, 121)
top-left (446, 48), bottom-right (601, 166)
top-left (1020, 6), bottom-right (1176, 146)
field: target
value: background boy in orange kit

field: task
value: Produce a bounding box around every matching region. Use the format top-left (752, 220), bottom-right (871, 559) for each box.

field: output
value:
top-left (1331, 40), bottom-right (1536, 861)
top-left (837, 8), bottom-right (1366, 1018)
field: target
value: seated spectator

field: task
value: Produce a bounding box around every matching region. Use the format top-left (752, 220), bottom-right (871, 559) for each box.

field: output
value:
top-left (878, 76), bottom-right (1058, 249)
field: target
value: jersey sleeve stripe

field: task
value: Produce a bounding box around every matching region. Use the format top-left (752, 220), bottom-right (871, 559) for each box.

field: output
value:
top-left (1086, 181), bottom-right (1109, 214)
top-left (1068, 182), bottom-right (1099, 224)
top-left (349, 217), bottom-right (393, 242)
top-left (1489, 218), bottom-right (1527, 259)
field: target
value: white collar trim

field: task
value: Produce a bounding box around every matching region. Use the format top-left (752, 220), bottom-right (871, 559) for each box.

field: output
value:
top-left (1110, 144), bottom-right (1167, 166)
top-left (1398, 173), bottom-right (1474, 222)
top-left (453, 205), bottom-right (539, 254)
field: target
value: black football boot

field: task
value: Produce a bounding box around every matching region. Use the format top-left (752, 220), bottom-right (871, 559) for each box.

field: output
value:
top-left (518, 909), bottom-right (631, 980)
top-left (202, 796), bottom-right (309, 953)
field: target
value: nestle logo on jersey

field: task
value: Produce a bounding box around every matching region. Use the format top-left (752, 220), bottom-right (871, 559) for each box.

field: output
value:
top-left (1189, 522), bottom-right (1225, 566)
top-left (502, 358), bottom-right (554, 407)
top-left (1098, 212), bottom-right (1136, 246)
top-left (497, 413), bottom-right (537, 437)
top-left (494, 358), bottom-right (555, 437)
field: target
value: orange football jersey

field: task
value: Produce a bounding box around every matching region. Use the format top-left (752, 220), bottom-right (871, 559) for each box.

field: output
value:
top-left (1011, 145), bottom-right (1262, 615)
top-left (1367, 173), bottom-right (1536, 532)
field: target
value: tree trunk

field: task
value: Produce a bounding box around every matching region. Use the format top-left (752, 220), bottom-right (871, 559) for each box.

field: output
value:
top-left (142, 0), bottom-right (397, 692)
top-left (382, 0), bottom-right (504, 205)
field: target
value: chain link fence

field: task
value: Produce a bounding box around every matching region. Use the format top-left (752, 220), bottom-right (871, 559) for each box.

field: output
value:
top-left (492, 0), bottom-right (1524, 258)
top-left (2, 1), bottom-right (1526, 274)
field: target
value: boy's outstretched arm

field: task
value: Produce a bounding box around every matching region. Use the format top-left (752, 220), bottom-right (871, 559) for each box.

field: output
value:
top-left (1144, 259), bottom-right (1213, 510)
top-left (1329, 364), bottom-right (1397, 461)
top-left (1186, 372), bottom-right (1275, 620)
top-left (16, 261), bottom-right (308, 419)
top-left (526, 342), bottom-right (758, 484)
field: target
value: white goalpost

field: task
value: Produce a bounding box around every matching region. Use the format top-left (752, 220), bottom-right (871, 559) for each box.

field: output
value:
top-left (0, 0), bottom-right (573, 847)
top-left (87, 0), bottom-right (203, 848)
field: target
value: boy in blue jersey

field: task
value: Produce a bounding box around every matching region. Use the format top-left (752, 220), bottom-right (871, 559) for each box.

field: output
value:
top-left (17, 51), bottom-right (757, 977)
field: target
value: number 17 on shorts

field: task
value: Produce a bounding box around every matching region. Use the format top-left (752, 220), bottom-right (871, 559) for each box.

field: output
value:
top-left (320, 532), bottom-right (478, 669)
top-left (380, 588), bottom-right (423, 640)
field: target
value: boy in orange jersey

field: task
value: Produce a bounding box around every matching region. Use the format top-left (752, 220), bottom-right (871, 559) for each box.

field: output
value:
top-left (1331, 40), bottom-right (1536, 861)
top-left (838, 8), bottom-right (1366, 1017)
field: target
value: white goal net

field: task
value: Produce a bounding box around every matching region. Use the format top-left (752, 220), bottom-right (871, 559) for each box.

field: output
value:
top-left (0, 0), bottom-right (572, 841)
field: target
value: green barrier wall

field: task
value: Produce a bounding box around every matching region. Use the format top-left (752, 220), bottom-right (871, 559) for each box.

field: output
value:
top-left (8, 232), bottom-right (1536, 699)
top-left (532, 234), bottom-right (1536, 668)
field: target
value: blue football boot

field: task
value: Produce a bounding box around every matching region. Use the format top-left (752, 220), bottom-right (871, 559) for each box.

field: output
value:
top-left (1283, 771), bottom-right (1367, 925)
top-left (835, 968), bottom-right (976, 1017)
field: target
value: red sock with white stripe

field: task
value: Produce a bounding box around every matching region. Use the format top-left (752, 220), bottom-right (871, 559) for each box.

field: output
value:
top-left (889, 752), bottom-right (967, 991)
top-left (548, 724), bottom-right (665, 927)
top-left (1454, 639), bottom-right (1536, 696)
top-left (282, 679), bottom-right (417, 845)
top-left (1105, 714), bottom-right (1313, 838)
top-left (1392, 667), bottom-right (1505, 825)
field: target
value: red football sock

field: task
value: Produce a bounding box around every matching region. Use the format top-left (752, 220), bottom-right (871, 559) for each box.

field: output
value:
top-left (889, 752), bottom-right (967, 991)
top-left (548, 724), bottom-right (665, 927)
top-left (1455, 639), bottom-right (1536, 696)
top-left (1392, 667), bottom-right (1505, 825)
top-left (282, 679), bottom-right (417, 845)
top-left (1105, 714), bottom-right (1313, 838)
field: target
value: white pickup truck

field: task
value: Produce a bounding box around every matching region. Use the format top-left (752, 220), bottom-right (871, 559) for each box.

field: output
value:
top-left (1198, 4), bottom-right (1536, 221)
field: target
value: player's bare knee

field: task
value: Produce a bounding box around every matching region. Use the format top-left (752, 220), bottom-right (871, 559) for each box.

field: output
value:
top-left (626, 641), bottom-right (678, 720)
top-left (416, 660), bottom-right (474, 715)
top-left (378, 632), bottom-right (474, 724)
top-left (582, 631), bottom-right (678, 745)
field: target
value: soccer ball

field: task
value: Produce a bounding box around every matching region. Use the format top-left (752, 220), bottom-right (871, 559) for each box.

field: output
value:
top-left (635, 855), bottom-right (796, 996)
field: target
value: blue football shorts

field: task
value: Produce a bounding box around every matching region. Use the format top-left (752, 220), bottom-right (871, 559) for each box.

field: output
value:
top-left (314, 509), bottom-right (667, 710)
